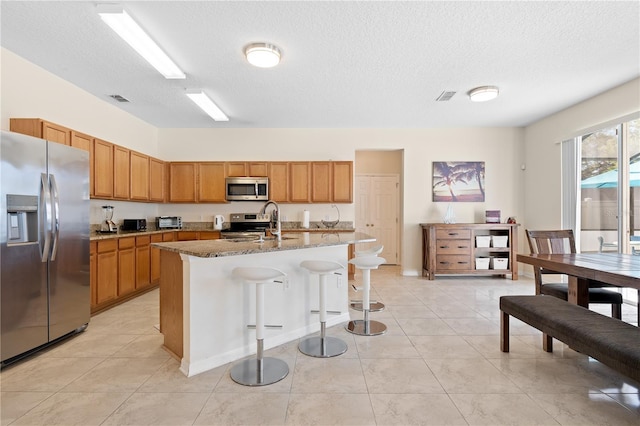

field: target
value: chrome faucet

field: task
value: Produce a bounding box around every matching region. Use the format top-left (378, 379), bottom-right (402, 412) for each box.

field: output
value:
top-left (259, 200), bottom-right (281, 242)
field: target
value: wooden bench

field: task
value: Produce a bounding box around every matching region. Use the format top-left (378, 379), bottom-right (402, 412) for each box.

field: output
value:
top-left (500, 295), bottom-right (640, 383)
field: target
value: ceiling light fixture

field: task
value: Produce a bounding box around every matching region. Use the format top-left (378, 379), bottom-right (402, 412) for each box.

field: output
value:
top-left (468, 86), bottom-right (499, 102)
top-left (244, 43), bottom-right (282, 68)
top-left (186, 91), bottom-right (229, 122)
top-left (97, 4), bottom-right (185, 79)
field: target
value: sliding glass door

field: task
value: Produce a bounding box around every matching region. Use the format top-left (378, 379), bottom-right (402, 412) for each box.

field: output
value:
top-left (577, 118), bottom-right (640, 304)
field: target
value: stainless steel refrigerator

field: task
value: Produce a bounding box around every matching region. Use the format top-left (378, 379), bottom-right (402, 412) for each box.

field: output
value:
top-left (1, 130), bottom-right (90, 364)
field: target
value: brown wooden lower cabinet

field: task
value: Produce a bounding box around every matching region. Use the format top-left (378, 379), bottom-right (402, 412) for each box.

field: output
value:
top-left (135, 236), bottom-right (151, 289)
top-left (95, 239), bottom-right (118, 307)
top-left (117, 237), bottom-right (136, 297)
top-left (91, 230), bottom-right (219, 314)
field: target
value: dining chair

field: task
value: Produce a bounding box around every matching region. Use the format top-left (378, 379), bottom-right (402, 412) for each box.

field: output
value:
top-left (525, 229), bottom-right (623, 319)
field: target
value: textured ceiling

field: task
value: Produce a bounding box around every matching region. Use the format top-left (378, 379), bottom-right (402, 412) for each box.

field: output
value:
top-left (1, 1), bottom-right (639, 129)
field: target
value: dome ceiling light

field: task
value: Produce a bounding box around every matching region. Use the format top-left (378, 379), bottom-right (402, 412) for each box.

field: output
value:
top-left (244, 43), bottom-right (282, 68)
top-left (468, 86), bottom-right (500, 102)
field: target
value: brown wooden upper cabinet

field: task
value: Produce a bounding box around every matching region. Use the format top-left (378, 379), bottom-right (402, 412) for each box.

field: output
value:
top-left (289, 162), bottom-right (311, 203)
top-left (113, 146), bottom-right (130, 200)
top-left (70, 131), bottom-right (92, 152)
top-left (168, 162), bottom-right (227, 203)
top-left (311, 162), bottom-right (332, 203)
top-left (149, 157), bottom-right (165, 202)
top-left (130, 151), bottom-right (150, 201)
top-left (332, 161), bottom-right (353, 203)
top-left (169, 162), bottom-right (197, 202)
top-left (10, 118), bottom-right (71, 146)
top-left (93, 138), bottom-right (114, 199)
top-left (226, 162), bottom-right (268, 177)
top-left (268, 162), bottom-right (290, 202)
top-left (197, 162), bottom-right (227, 202)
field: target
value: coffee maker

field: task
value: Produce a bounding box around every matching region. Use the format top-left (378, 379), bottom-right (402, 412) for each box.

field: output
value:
top-left (101, 205), bottom-right (118, 233)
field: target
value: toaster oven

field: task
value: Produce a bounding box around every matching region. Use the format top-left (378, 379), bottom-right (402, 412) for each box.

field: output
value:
top-left (156, 216), bottom-right (182, 229)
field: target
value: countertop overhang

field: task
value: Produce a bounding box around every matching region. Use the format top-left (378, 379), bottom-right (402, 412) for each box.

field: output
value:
top-left (152, 232), bottom-right (374, 258)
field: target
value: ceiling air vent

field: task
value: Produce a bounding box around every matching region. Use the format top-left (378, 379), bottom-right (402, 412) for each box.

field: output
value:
top-left (435, 91), bottom-right (456, 102)
top-left (109, 94), bottom-right (130, 103)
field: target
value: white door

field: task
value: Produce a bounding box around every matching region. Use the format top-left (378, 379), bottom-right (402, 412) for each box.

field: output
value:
top-left (355, 175), bottom-right (399, 264)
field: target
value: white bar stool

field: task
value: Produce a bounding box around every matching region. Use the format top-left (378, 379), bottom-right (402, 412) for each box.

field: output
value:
top-left (299, 260), bottom-right (348, 358)
top-left (351, 245), bottom-right (385, 312)
top-left (346, 256), bottom-right (387, 336)
top-left (230, 267), bottom-right (289, 386)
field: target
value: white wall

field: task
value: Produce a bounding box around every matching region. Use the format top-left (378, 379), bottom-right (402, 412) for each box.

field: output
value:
top-left (158, 127), bottom-right (525, 275)
top-left (0, 48), bottom-right (158, 155)
top-left (2, 48), bottom-right (526, 276)
top-left (523, 78), bottom-right (640, 231)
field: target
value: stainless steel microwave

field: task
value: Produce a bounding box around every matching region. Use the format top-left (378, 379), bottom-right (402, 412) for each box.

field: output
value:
top-left (225, 177), bottom-right (269, 201)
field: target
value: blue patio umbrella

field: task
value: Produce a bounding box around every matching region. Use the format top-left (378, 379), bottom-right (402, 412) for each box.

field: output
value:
top-left (581, 162), bottom-right (640, 188)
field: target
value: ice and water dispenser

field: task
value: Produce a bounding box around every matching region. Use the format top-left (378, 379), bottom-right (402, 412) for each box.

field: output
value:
top-left (6, 194), bottom-right (38, 245)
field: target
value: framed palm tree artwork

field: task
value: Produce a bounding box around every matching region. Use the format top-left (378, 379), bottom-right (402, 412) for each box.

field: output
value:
top-left (432, 161), bottom-right (485, 202)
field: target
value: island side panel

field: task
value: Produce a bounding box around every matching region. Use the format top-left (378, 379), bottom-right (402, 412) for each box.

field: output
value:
top-left (159, 250), bottom-right (183, 358)
top-left (179, 244), bottom-right (350, 377)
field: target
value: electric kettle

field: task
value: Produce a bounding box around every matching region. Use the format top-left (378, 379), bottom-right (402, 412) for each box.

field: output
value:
top-left (214, 214), bottom-right (225, 230)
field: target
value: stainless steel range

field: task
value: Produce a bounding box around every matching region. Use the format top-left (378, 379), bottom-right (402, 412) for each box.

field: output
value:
top-left (220, 213), bottom-right (271, 240)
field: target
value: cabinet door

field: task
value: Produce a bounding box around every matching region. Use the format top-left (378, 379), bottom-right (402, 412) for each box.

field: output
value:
top-left (113, 146), bottom-right (130, 199)
top-left (289, 162), bottom-right (311, 203)
top-left (311, 162), bottom-right (332, 202)
top-left (149, 158), bottom-right (165, 202)
top-left (42, 121), bottom-right (71, 146)
top-left (268, 162), bottom-right (289, 202)
top-left (70, 131), bottom-right (92, 152)
top-left (332, 161), bottom-right (353, 203)
top-left (93, 138), bottom-right (114, 198)
top-left (130, 151), bottom-right (150, 201)
top-left (118, 238), bottom-right (136, 296)
top-left (90, 242), bottom-right (97, 308)
top-left (227, 162), bottom-right (248, 177)
top-left (135, 236), bottom-right (151, 289)
top-left (150, 234), bottom-right (162, 283)
top-left (169, 162), bottom-right (197, 202)
top-left (71, 131), bottom-right (94, 197)
top-left (197, 162), bottom-right (227, 202)
top-left (248, 162), bottom-right (268, 177)
top-left (96, 240), bottom-right (118, 304)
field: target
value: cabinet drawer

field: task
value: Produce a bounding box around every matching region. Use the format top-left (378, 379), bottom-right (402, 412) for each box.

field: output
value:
top-left (436, 255), bottom-right (472, 270)
top-left (436, 229), bottom-right (471, 240)
top-left (97, 239), bottom-right (117, 253)
top-left (436, 239), bottom-right (471, 255)
top-left (136, 235), bottom-right (151, 246)
top-left (118, 237), bottom-right (135, 249)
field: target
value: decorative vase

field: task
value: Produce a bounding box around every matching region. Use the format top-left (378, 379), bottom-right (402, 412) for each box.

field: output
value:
top-left (443, 204), bottom-right (456, 224)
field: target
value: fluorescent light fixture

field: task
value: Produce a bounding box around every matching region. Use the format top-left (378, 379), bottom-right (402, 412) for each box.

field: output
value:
top-left (244, 43), bottom-right (282, 68)
top-left (186, 91), bottom-right (229, 122)
top-left (98, 4), bottom-right (185, 79)
top-left (468, 86), bottom-right (499, 102)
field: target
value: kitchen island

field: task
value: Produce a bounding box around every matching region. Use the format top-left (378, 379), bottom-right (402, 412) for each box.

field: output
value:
top-left (154, 232), bottom-right (374, 377)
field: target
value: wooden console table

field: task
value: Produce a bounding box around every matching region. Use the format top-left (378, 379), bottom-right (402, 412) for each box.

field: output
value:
top-left (421, 223), bottom-right (519, 280)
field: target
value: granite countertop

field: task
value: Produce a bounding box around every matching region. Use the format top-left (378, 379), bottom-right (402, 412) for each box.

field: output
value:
top-left (152, 232), bottom-right (374, 258)
top-left (90, 229), bottom-right (179, 241)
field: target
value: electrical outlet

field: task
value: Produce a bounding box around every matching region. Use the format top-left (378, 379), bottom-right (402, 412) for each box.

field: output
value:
top-left (281, 215), bottom-right (287, 221)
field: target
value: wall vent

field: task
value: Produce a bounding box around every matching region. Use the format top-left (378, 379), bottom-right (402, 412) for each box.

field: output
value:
top-left (109, 94), bottom-right (130, 103)
top-left (435, 91), bottom-right (456, 102)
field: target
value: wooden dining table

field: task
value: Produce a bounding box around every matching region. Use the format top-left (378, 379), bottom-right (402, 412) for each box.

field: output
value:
top-left (517, 252), bottom-right (640, 323)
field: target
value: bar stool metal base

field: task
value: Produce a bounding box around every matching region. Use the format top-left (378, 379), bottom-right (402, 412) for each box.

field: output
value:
top-left (350, 301), bottom-right (385, 312)
top-left (230, 357), bottom-right (289, 386)
top-left (299, 336), bottom-right (348, 358)
top-left (345, 319), bottom-right (387, 336)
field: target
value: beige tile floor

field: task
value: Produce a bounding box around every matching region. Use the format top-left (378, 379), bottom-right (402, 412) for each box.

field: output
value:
top-left (2, 266), bottom-right (639, 425)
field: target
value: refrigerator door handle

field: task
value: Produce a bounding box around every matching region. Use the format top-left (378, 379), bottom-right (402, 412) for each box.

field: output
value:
top-left (49, 173), bottom-right (60, 261)
top-left (39, 173), bottom-right (52, 262)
